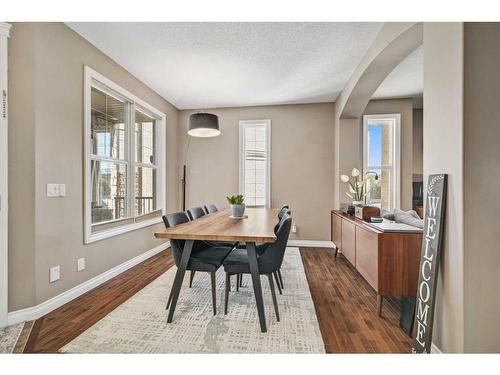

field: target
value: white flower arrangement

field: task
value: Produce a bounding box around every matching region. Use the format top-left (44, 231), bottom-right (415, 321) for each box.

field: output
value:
top-left (340, 168), bottom-right (374, 202)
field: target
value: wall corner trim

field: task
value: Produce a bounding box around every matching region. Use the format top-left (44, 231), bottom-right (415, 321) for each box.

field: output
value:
top-left (431, 342), bottom-right (443, 354)
top-left (288, 240), bottom-right (335, 248)
top-left (7, 241), bottom-right (170, 325)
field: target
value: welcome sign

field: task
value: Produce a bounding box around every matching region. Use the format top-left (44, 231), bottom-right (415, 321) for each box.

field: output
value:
top-left (412, 174), bottom-right (447, 353)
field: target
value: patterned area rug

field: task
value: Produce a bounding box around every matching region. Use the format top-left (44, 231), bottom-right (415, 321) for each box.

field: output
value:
top-left (0, 322), bottom-right (24, 354)
top-left (60, 247), bottom-right (325, 353)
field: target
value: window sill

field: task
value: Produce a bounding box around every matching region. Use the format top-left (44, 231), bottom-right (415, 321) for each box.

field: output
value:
top-left (85, 216), bottom-right (163, 244)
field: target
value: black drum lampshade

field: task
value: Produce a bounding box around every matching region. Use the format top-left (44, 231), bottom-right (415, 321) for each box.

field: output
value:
top-left (187, 113), bottom-right (221, 137)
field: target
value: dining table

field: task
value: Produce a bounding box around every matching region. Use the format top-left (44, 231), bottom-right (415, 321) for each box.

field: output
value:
top-left (154, 207), bottom-right (279, 333)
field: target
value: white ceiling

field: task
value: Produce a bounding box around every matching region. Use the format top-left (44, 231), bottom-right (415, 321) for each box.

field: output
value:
top-left (67, 22), bottom-right (385, 109)
top-left (372, 45), bottom-right (423, 100)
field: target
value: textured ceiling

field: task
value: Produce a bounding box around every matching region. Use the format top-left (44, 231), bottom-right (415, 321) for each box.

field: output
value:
top-left (373, 45), bottom-right (423, 100)
top-left (67, 22), bottom-right (384, 109)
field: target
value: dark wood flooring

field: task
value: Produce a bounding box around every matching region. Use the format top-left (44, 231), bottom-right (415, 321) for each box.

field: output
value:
top-left (300, 248), bottom-right (411, 353)
top-left (24, 247), bottom-right (411, 353)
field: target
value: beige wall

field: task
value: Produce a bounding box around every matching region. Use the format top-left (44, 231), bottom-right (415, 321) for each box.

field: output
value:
top-left (338, 118), bottom-right (360, 206)
top-left (8, 23), bottom-right (37, 309)
top-left (412, 108), bottom-right (423, 179)
top-left (178, 103), bottom-right (335, 241)
top-left (338, 98), bottom-right (414, 211)
top-left (423, 22), bottom-right (464, 353)
top-left (8, 23), bottom-right (179, 310)
top-left (463, 22), bottom-right (500, 352)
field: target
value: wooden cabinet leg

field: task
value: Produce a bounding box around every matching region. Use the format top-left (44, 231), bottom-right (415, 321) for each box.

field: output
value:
top-left (377, 294), bottom-right (383, 317)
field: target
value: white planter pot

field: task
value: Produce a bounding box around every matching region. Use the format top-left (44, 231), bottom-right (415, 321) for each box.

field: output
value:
top-left (230, 204), bottom-right (246, 218)
top-left (352, 200), bottom-right (364, 206)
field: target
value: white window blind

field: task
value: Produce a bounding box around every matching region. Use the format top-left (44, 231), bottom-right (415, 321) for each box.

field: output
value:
top-left (239, 120), bottom-right (271, 208)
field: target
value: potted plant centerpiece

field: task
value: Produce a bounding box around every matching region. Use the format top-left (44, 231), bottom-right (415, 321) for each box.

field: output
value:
top-left (226, 194), bottom-right (246, 218)
top-left (340, 168), bottom-right (374, 206)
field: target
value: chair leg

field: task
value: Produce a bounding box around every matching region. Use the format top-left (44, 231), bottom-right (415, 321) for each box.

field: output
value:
top-left (236, 273), bottom-right (240, 291)
top-left (267, 274), bottom-right (280, 322)
top-left (166, 287), bottom-right (173, 310)
top-left (211, 272), bottom-right (217, 315)
top-left (273, 271), bottom-right (282, 295)
top-left (277, 268), bottom-right (284, 289)
top-left (224, 273), bottom-right (230, 315)
top-left (240, 273), bottom-right (243, 287)
top-left (189, 270), bottom-right (196, 288)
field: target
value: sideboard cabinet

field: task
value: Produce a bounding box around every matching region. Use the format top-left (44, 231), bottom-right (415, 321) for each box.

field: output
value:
top-left (330, 210), bottom-right (421, 316)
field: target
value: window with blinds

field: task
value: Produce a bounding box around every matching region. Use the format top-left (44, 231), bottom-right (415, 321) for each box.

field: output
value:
top-left (84, 66), bottom-right (166, 243)
top-left (239, 120), bottom-right (271, 207)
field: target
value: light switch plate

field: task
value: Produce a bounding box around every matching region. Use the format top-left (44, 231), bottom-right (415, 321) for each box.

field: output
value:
top-left (47, 184), bottom-right (59, 197)
top-left (292, 222), bottom-right (297, 233)
top-left (46, 183), bottom-right (66, 197)
top-left (59, 184), bottom-right (66, 197)
top-left (77, 258), bottom-right (85, 272)
top-left (50, 266), bottom-right (60, 283)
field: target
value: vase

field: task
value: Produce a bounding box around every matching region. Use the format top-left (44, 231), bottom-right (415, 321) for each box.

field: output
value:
top-left (352, 200), bottom-right (364, 207)
top-left (230, 204), bottom-right (246, 218)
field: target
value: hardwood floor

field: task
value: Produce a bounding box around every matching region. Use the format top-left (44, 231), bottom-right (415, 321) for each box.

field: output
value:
top-left (23, 247), bottom-right (411, 353)
top-left (300, 248), bottom-right (411, 353)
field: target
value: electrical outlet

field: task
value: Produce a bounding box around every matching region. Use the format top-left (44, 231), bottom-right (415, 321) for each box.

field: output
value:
top-left (292, 222), bottom-right (297, 233)
top-left (46, 183), bottom-right (66, 197)
top-left (77, 258), bottom-right (85, 272)
top-left (49, 266), bottom-right (60, 283)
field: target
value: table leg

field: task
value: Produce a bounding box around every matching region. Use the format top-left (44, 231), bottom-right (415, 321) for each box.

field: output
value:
top-left (247, 241), bottom-right (267, 333)
top-left (167, 240), bottom-right (194, 323)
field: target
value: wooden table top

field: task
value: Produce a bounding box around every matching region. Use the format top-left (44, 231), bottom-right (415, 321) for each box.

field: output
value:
top-left (154, 208), bottom-right (279, 243)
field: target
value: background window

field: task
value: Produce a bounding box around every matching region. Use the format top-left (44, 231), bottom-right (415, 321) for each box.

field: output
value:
top-left (239, 120), bottom-right (271, 207)
top-left (363, 114), bottom-right (401, 212)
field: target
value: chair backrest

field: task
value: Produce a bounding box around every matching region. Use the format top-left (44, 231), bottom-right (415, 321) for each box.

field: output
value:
top-left (205, 203), bottom-right (218, 214)
top-left (278, 205), bottom-right (290, 220)
top-left (187, 206), bottom-right (206, 220)
top-left (274, 208), bottom-right (291, 234)
top-left (259, 213), bottom-right (292, 274)
top-left (163, 212), bottom-right (191, 266)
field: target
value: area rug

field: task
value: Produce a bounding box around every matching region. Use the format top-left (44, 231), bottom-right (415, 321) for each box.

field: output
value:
top-left (0, 322), bottom-right (24, 354)
top-left (60, 247), bottom-right (325, 353)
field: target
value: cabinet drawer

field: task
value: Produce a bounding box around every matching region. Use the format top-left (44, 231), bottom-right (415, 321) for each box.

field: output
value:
top-left (331, 213), bottom-right (342, 250)
top-left (341, 219), bottom-right (355, 266)
top-left (355, 226), bottom-right (379, 291)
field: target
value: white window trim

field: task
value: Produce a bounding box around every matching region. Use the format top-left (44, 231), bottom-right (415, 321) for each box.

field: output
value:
top-left (0, 22), bottom-right (11, 328)
top-left (362, 113), bottom-right (401, 210)
top-left (239, 119), bottom-right (272, 208)
top-left (84, 66), bottom-right (166, 244)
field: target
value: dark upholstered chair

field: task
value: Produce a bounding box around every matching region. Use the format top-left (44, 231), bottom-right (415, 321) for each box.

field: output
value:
top-left (223, 213), bottom-right (292, 321)
top-left (163, 212), bottom-right (233, 315)
top-left (278, 204), bottom-right (289, 220)
top-left (205, 204), bottom-right (218, 214)
top-left (187, 206), bottom-right (206, 220)
top-left (236, 206), bottom-right (291, 292)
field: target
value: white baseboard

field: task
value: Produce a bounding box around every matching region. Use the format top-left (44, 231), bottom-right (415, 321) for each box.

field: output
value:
top-left (288, 240), bottom-right (335, 248)
top-left (431, 342), bottom-right (443, 354)
top-left (7, 241), bottom-right (170, 325)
